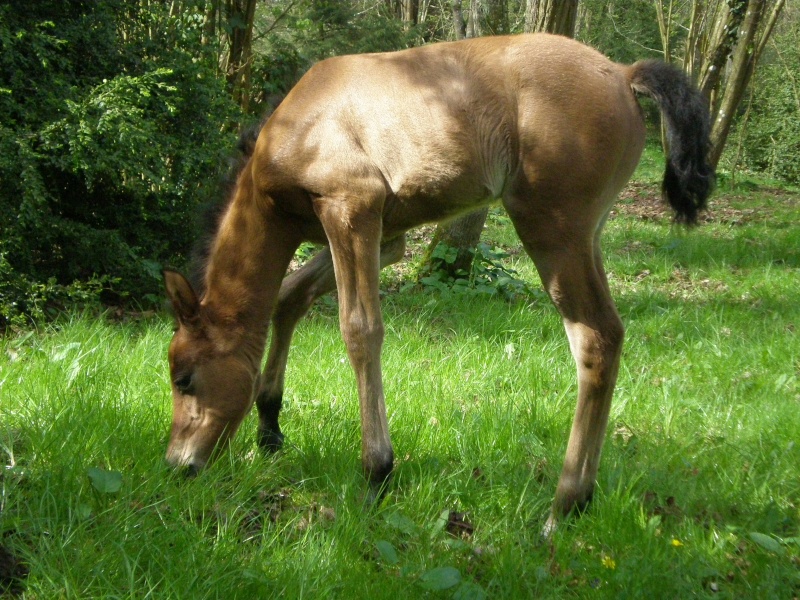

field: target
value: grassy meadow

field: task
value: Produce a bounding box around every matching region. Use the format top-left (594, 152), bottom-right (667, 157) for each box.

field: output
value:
top-left (1, 149), bottom-right (799, 598)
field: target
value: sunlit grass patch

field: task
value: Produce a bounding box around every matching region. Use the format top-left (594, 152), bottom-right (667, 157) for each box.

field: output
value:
top-left (1, 161), bottom-right (799, 597)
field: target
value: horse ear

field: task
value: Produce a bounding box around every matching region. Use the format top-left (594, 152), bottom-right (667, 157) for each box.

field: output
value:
top-left (163, 270), bottom-right (201, 328)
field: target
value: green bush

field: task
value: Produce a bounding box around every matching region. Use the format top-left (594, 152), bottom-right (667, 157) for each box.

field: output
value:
top-left (0, 243), bottom-right (114, 330)
top-left (420, 242), bottom-right (535, 302)
top-left (0, 1), bottom-right (240, 324)
top-left (738, 28), bottom-right (800, 184)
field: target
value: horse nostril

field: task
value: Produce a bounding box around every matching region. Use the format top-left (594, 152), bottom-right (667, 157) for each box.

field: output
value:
top-left (184, 464), bottom-right (200, 478)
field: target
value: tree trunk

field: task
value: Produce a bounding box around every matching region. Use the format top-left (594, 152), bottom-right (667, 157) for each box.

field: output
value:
top-left (202, 0), bottom-right (219, 46)
top-left (653, 0), bottom-right (674, 62)
top-left (697, 2), bottom-right (746, 106)
top-left (224, 0), bottom-right (257, 112)
top-left (418, 0), bottom-right (432, 24)
top-left (426, 209), bottom-right (492, 276)
top-left (400, 0), bottom-right (418, 29)
top-left (426, 0), bottom-right (579, 279)
top-left (708, 0), bottom-right (786, 168)
top-left (451, 0), bottom-right (467, 40)
top-left (525, 0), bottom-right (578, 35)
top-left (467, 0), bottom-right (482, 39)
top-left (652, 0), bottom-right (785, 169)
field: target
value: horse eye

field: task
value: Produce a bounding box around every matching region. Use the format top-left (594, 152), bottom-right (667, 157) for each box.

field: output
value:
top-left (173, 373), bottom-right (195, 395)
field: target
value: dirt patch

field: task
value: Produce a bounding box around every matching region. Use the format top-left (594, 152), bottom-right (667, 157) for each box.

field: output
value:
top-left (613, 182), bottom-right (672, 222)
top-left (0, 543), bottom-right (28, 597)
top-left (615, 181), bottom-right (799, 225)
top-left (445, 511), bottom-right (475, 539)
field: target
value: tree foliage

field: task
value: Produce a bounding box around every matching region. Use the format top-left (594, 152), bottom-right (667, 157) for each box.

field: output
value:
top-left (576, 0), bottom-right (662, 63)
top-left (0, 1), bottom-right (239, 326)
top-left (0, 0), bottom-right (796, 328)
top-left (650, 0), bottom-right (787, 169)
top-left (250, 2), bottom-right (414, 105)
top-left (0, 0), bottom-right (421, 328)
top-left (738, 6), bottom-right (800, 182)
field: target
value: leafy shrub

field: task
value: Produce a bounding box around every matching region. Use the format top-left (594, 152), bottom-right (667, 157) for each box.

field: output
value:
top-left (0, 1), bottom-right (240, 324)
top-left (736, 20), bottom-right (800, 184)
top-left (420, 242), bottom-right (535, 302)
top-left (0, 243), bottom-right (114, 331)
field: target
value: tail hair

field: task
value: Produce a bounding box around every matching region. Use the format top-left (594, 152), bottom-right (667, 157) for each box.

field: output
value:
top-left (629, 60), bottom-right (715, 224)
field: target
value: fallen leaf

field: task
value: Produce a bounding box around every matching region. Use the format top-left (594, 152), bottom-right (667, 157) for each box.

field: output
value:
top-left (318, 505), bottom-right (336, 522)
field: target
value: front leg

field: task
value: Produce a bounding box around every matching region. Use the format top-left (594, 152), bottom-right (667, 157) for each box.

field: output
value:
top-left (255, 381), bottom-right (285, 452)
top-left (316, 198), bottom-right (394, 489)
top-left (257, 237), bottom-right (406, 455)
top-left (257, 247), bottom-right (337, 452)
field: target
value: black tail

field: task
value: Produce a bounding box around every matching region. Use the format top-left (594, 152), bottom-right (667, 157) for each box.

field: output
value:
top-left (629, 60), bottom-right (715, 224)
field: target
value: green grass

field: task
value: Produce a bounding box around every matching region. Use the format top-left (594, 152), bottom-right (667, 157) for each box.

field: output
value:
top-left (2, 150), bottom-right (799, 598)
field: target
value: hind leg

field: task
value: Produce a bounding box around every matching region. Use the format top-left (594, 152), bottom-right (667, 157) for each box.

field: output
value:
top-left (256, 236), bottom-right (405, 452)
top-left (505, 199), bottom-right (624, 534)
top-left (548, 246), bottom-right (623, 525)
top-left (538, 242), bottom-right (623, 533)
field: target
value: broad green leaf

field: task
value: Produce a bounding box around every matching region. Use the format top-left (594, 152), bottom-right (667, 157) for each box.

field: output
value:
top-left (87, 467), bottom-right (122, 494)
top-left (748, 532), bottom-right (784, 554)
top-left (375, 540), bottom-right (399, 565)
top-left (419, 566), bottom-right (461, 591)
top-left (76, 503), bottom-right (92, 520)
top-left (453, 580), bottom-right (488, 600)
top-left (385, 512), bottom-right (419, 535)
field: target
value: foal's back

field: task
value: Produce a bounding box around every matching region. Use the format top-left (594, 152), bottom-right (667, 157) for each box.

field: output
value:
top-left (254, 33), bottom-right (646, 240)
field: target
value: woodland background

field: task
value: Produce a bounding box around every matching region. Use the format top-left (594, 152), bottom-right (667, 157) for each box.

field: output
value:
top-left (1, 0), bottom-right (798, 328)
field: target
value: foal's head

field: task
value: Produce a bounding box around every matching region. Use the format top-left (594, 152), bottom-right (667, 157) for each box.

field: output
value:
top-left (162, 270), bottom-right (258, 472)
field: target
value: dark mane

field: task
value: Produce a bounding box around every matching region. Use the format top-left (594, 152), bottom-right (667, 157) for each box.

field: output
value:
top-left (189, 124), bottom-right (262, 295)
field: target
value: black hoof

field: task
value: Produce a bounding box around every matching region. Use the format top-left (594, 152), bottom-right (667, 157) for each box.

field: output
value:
top-left (365, 473), bottom-right (392, 507)
top-left (364, 453), bottom-right (394, 505)
top-left (258, 428), bottom-right (284, 453)
top-left (573, 488), bottom-right (594, 515)
top-left (545, 485), bottom-right (595, 537)
top-left (256, 392), bottom-right (284, 453)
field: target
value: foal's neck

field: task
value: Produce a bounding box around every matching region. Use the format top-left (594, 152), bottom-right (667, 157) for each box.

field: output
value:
top-left (201, 165), bottom-right (299, 357)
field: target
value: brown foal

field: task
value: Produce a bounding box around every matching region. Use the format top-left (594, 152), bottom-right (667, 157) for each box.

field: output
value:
top-left (163, 33), bottom-right (713, 532)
